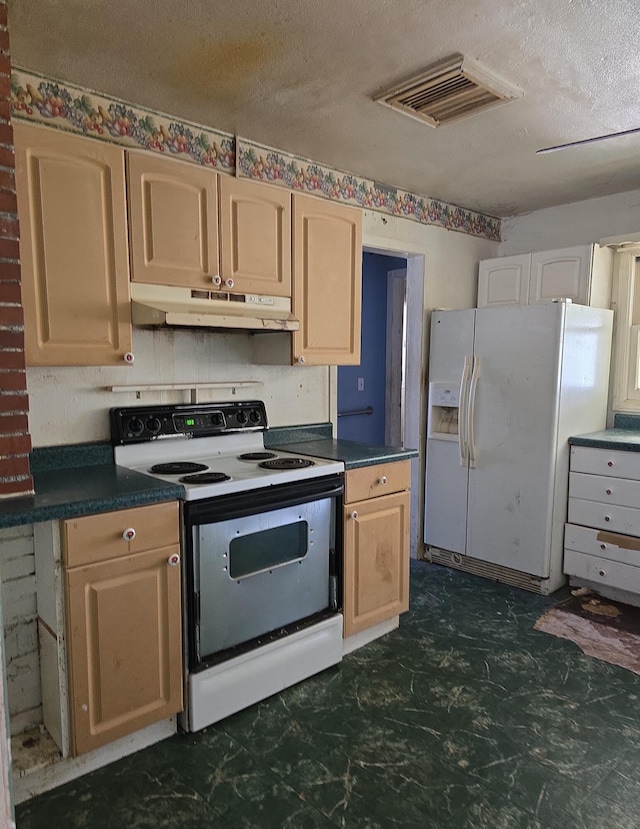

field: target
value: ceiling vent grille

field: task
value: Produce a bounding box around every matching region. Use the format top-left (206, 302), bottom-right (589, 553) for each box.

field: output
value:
top-left (374, 54), bottom-right (522, 128)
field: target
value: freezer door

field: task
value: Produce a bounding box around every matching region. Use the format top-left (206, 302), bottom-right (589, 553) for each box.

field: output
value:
top-left (465, 303), bottom-right (563, 575)
top-left (424, 309), bottom-right (475, 552)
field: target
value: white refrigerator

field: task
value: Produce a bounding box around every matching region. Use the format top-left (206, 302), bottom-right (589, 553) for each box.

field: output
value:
top-left (424, 301), bottom-right (613, 594)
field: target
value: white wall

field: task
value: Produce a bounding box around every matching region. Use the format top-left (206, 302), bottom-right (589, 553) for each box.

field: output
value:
top-left (27, 329), bottom-right (329, 447)
top-left (500, 188), bottom-right (640, 254)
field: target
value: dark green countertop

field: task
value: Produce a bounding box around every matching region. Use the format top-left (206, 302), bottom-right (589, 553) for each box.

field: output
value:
top-left (272, 437), bottom-right (418, 469)
top-left (569, 429), bottom-right (640, 452)
top-left (0, 463), bottom-right (183, 529)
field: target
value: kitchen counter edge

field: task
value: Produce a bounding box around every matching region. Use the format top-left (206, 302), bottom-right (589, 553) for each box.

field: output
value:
top-left (271, 437), bottom-right (419, 469)
top-left (569, 429), bottom-right (640, 452)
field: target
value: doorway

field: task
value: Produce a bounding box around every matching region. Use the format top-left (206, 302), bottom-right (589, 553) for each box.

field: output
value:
top-left (337, 253), bottom-right (407, 444)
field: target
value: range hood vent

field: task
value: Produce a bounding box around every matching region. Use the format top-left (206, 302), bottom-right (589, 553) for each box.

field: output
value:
top-left (130, 283), bottom-right (299, 332)
top-left (374, 54), bottom-right (522, 128)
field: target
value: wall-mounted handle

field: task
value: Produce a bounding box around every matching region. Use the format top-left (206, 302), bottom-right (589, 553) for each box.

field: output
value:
top-left (122, 527), bottom-right (136, 541)
top-left (350, 510), bottom-right (358, 520)
top-left (338, 406), bottom-right (373, 418)
top-left (168, 553), bottom-right (180, 566)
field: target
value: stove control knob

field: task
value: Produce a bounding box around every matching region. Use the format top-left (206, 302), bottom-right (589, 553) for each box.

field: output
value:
top-left (146, 416), bottom-right (162, 434)
top-left (128, 417), bottom-right (144, 436)
top-left (212, 275), bottom-right (222, 287)
top-left (249, 409), bottom-right (261, 423)
top-left (168, 553), bottom-right (180, 567)
top-left (123, 527), bottom-right (136, 542)
top-left (236, 410), bottom-right (248, 425)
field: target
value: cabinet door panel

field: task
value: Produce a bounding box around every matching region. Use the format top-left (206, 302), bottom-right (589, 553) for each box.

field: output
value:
top-left (529, 245), bottom-right (591, 305)
top-left (15, 124), bottom-right (132, 365)
top-left (66, 545), bottom-right (182, 756)
top-left (127, 152), bottom-right (219, 288)
top-left (293, 195), bottom-right (362, 365)
top-left (477, 255), bottom-right (530, 307)
top-left (219, 176), bottom-right (291, 296)
top-left (343, 491), bottom-right (409, 636)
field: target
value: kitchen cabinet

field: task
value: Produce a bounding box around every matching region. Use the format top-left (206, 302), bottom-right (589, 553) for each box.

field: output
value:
top-left (62, 502), bottom-right (182, 756)
top-left (478, 244), bottom-right (613, 309)
top-left (292, 194), bottom-right (362, 366)
top-left (343, 460), bottom-right (410, 636)
top-left (565, 446), bottom-right (640, 602)
top-left (14, 123), bottom-right (132, 366)
top-left (128, 155), bottom-right (292, 297)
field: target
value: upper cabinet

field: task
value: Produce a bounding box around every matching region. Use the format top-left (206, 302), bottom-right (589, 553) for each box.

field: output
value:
top-left (292, 194), bottom-right (362, 366)
top-left (478, 244), bottom-right (613, 310)
top-left (127, 154), bottom-right (292, 298)
top-left (127, 151), bottom-right (220, 290)
top-left (219, 175), bottom-right (291, 297)
top-left (15, 123), bottom-right (132, 366)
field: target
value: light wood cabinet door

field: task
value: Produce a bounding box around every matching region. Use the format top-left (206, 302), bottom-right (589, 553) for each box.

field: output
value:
top-left (343, 489), bottom-right (410, 637)
top-left (292, 195), bottom-right (362, 365)
top-left (529, 246), bottom-right (592, 305)
top-left (219, 176), bottom-right (291, 297)
top-left (64, 504), bottom-right (182, 756)
top-left (127, 151), bottom-right (219, 289)
top-left (14, 123), bottom-right (132, 366)
top-left (477, 254), bottom-right (530, 307)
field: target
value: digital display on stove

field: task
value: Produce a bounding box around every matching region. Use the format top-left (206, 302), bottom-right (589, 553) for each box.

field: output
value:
top-left (185, 418), bottom-right (195, 427)
top-left (172, 412), bottom-right (226, 432)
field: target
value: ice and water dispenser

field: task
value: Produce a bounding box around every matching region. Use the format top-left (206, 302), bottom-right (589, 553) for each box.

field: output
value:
top-left (427, 382), bottom-right (460, 439)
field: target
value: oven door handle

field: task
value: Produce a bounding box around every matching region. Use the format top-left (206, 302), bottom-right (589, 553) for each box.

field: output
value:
top-left (184, 474), bottom-right (344, 524)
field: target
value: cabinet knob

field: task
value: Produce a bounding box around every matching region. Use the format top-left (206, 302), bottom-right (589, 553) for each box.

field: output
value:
top-left (600, 543), bottom-right (607, 550)
top-left (224, 277), bottom-right (235, 289)
top-left (350, 510), bottom-right (358, 520)
top-left (604, 515), bottom-right (611, 522)
top-left (297, 355), bottom-right (306, 365)
top-left (606, 489), bottom-right (612, 495)
top-left (168, 553), bottom-right (180, 567)
top-left (607, 460), bottom-right (614, 467)
top-left (379, 476), bottom-right (388, 485)
top-left (212, 275), bottom-right (222, 287)
top-left (599, 569), bottom-right (607, 577)
top-left (122, 527), bottom-right (136, 541)
top-left (123, 351), bottom-right (135, 364)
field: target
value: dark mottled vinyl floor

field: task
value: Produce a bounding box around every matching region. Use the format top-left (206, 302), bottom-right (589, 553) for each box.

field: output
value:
top-left (16, 561), bottom-right (640, 829)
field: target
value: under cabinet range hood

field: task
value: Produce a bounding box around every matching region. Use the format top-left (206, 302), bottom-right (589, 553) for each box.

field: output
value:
top-left (130, 283), bottom-right (299, 332)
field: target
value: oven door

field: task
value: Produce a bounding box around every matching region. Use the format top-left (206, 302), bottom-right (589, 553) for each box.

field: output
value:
top-left (183, 474), bottom-right (343, 671)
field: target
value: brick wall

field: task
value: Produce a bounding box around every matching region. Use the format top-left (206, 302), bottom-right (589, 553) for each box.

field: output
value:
top-left (0, 0), bottom-right (32, 498)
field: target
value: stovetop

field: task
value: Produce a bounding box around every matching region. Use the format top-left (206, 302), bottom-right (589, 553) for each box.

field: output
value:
top-left (111, 402), bottom-right (344, 501)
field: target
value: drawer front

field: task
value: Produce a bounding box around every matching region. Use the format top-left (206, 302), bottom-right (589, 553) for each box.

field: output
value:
top-left (569, 471), bottom-right (640, 509)
top-left (568, 497), bottom-right (640, 536)
top-left (564, 522), bottom-right (640, 567)
top-left (345, 460), bottom-right (410, 504)
top-left (564, 549), bottom-right (640, 595)
top-left (63, 501), bottom-right (180, 568)
top-left (570, 446), bottom-right (640, 480)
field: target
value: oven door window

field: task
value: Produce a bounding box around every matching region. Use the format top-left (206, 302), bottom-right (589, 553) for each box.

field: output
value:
top-left (229, 520), bottom-right (308, 579)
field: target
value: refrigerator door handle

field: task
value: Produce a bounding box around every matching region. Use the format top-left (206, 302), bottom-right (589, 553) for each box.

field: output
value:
top-left (468, 356), bottom-right (481, 468)
top-left (458, 355), bottom-right (473, 466)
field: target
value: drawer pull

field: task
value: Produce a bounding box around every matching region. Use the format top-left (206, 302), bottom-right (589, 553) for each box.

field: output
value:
top-left (168, 553), bottom-right (180, 567)
top-left (607, 461), bottom-right (614, 467)
top-left (604, 516), bottom-right (611, 522)
top-left (605, 489), bottom-right (612, 495)
top-left (350, 510), bottom-right (359, 520)
top-left (122, 527), bottom-right (136, 541)
top-left (379, 476), bottom-right (388, 485)
top-left (599, 569), bottom-right (607, 577)
top-left (600, 543), bottom-right (607, 550)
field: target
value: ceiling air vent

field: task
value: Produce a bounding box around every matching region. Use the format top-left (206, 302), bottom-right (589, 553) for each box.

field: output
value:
top-left (374, 54), bottom-right (522, 128)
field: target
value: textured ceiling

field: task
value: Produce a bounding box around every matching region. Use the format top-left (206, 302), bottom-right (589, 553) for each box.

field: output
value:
top-left (9, 0), bottom-right (640, 217)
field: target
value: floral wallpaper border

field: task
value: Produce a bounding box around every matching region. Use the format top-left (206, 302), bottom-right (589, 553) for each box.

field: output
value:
top-left (10, 68), bottom-right (500, 241)
top-left (238, 139), bottom-right (500, 240)
top-left (10, 68), bottom-right (235, 171)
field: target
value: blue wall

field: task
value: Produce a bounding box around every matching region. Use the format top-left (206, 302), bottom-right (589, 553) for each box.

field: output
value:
top-left (338, 253), bottom-right (406, 444)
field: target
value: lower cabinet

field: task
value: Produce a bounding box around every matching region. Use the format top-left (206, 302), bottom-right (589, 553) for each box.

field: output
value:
top-left (343, 461), bottom-right (410, 637)
top-left (62, 502), bottom-right (183, 756)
